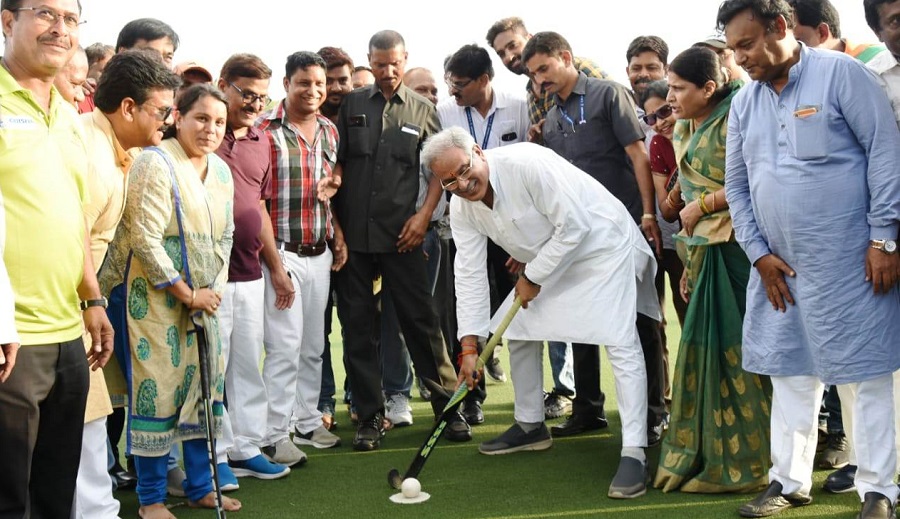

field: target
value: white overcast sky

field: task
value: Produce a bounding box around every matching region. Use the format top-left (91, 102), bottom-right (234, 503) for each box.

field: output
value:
top-left (34, 0), bottom-right (888, 98)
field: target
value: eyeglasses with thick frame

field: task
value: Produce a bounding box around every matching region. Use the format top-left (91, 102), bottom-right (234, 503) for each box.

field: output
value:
top-left (228, 81), bottom-right (270, 106)
top-left (440, 147), bottom-right (475, 191)
top-left (13, 6), bottom-right (84, 30)
top-left (641, 104), bottom-right (674, 126)
top-left (142, 102), bottom-right (173, 122)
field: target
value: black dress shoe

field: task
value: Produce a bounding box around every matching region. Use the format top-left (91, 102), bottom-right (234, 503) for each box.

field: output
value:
top-left (738, 481), bottom-right (812, 518)
top-left (823, 464), bottom-right (856, 493)
top-left (352, 413), bottom-right (386, 451)
top-left (462, 400), bottom-right (484, 425)
top-left (550, 413), bottom-right (608, 437)
top-left (857, 492), bottom-right (895, 519)
top-left (443, 412), bottom-right (472, 442)
top-left (111, 469), bottom-right (137, 490)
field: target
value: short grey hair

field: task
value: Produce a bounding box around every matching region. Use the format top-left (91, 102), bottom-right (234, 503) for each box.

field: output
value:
top-left (421, 127), bottom-right (476, 173)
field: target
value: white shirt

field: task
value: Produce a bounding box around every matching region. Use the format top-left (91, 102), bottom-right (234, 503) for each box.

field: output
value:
top-left (451, 143), bottom-right (660, 345)
top-left (437, 88), bottom-right (530, 149)
top-left (867, 50), bottom-right (900, 125)
top-left (0, 189), bottom-right (19, 344)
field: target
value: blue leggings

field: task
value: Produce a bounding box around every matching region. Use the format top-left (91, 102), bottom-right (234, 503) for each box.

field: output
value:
top-left (135, 439), bottom-right (213, 505)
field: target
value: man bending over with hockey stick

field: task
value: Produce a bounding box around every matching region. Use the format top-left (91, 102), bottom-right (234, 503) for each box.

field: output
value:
top-left (421, 127), bottom-right (660, 499)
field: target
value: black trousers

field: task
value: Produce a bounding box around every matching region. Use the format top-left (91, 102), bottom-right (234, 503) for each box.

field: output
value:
top-left (571, 313), bottom-right (666, 427)
top-left (0, 338), bottom-right (89, 519)
top-left (337, 248), bottom-right (457, 421)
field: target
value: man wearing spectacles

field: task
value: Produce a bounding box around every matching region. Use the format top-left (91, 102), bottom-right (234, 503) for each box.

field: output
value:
top-left (77, 49), bottom-right (182, 519)
top-left (422, 127), bottom-right (659, 499)
top-left (0, 1), bottom-right (114, 516)
top-left (523, 32), bottom-right (669, 459)
top-left (208, 53), bottom-right (294, 485)
top-left (435, 44), bottom-right (533, 427)
top-left (333, 30), bottom-right (471, 452)
top-left (53, 46), bottom-right (88, 110)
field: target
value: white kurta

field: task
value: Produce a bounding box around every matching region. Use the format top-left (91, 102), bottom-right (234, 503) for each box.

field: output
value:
top-left (0, 189), bottom-right (18, 345)
top-left (452, 143), bottom-right (660, 345)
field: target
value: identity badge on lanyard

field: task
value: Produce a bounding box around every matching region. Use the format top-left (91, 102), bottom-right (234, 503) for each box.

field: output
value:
top-left (559, 94), bottom-right (586, 131)
top-left (466, 107), bottom-right (495, 149)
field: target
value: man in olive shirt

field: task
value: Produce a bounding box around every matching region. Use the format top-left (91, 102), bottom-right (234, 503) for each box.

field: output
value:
top-left (334, 30), bottom-right (470, 451)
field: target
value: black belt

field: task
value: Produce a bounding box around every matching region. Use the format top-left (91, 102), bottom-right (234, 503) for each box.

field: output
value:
top-left (280, 240), bottom-right (327, 257)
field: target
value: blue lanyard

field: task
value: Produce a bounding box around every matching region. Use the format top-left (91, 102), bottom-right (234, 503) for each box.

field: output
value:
top-left (465, 107), bottom-right (495, 149)
top-left (559, 94), bottom-right (586, 128)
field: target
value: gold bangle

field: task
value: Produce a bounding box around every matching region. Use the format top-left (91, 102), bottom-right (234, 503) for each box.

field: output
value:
top-left (641, 213), bottom-right (656, 221)
top-left (698, 193), bottom-right (711, 215)
top-left (189, 289), bottom-right (197, 308)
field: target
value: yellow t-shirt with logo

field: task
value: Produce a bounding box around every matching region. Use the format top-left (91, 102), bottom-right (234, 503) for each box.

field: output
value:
top-left (0, 67), bottom-right (89, 345)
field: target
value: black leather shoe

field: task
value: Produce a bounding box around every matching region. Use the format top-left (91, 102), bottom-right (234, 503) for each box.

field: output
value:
top-left (823, 464), bottom-right (856, 493)
top-left (550, 413), bottom-right (609, 437)
top-left (352, 413), bottom-right (385, 451)
top-left (647, 414), bottom-right (669, 447)
top-left (442, 412), bottom-right (472, 442)
top-left (738, 481), bottom-right (812, 518)
top-left (462, 400), bottom-right (484, 425)
top-left (857, 492), bottom-right (895, 519)
top-left (111, 468), bottom-right (137, 490)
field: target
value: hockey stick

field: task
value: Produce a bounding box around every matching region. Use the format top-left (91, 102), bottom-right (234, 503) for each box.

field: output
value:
top-left (193, 316), bottom-right (226, 518)
top-left (387, 298), bottom-right (522, 489)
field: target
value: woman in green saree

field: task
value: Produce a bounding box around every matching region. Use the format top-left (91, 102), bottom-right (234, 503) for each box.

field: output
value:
top-left (654, 46), bottom-right (772, 493)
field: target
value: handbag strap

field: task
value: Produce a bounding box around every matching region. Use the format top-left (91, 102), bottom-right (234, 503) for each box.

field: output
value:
top-left (146, 147), bottom-right (194, 289)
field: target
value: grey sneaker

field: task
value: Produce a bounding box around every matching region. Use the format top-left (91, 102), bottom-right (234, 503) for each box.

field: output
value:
top-left (543, 390), bottom-right (573, 419)
top-left (262, 437), bottom-right (308, 467)
top-left (166, 466), bottom-right (186, 497)
top-left (479, 423), bottom-right (552, 455)
top-left (293, 424), bottom-right (341, 449)
top-left (384, 393), bottom-right (413, 427)
top-left (608, 456), bottom-right (649, 499)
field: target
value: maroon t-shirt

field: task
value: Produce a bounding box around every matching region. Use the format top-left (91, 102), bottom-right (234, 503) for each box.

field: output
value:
top-left (215, 127), bottom-right (272, 282)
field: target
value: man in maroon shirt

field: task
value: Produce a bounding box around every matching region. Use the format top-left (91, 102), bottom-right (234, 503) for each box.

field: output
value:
top-left (213, 53), bottom-right (293, 480)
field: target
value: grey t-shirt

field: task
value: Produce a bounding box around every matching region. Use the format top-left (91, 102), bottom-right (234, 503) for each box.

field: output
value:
top-left (543, 74), bottom-right (644, 223)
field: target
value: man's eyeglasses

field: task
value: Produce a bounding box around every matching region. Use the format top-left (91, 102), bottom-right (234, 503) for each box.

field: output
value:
top-left (445, 77), bottom-right (474, 91)
top-left (13, 6), bottom-right (84, 30)
top-left (440, 147), bottom-right (475, 191)
top-left (229, 82), bottom-right (270, 106)
top-left (642, 104), bottom-right (674, 126)
top-left (143, 103), bottom-right (173, 122)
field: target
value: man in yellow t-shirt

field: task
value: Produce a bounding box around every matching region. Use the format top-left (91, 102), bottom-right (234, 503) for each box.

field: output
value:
top-left (0, 1), bottom-right (113, 517)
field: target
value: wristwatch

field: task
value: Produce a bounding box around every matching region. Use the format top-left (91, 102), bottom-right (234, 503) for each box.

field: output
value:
top-left (80, 297), bottom-right (109, 311)
top-left (870, 239), bottom-right (898, 255)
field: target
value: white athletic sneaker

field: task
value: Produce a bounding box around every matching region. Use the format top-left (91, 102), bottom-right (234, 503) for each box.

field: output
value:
top-left (166, 466), bottom-right (186, 497)
top-left (292, 424), bottom-right (342, 449)
top-left (385, 393), bottom-right (413, 427)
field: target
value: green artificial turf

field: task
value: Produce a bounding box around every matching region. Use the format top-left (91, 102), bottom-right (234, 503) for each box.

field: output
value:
top-left (113, 296), bottom-right (864, 519)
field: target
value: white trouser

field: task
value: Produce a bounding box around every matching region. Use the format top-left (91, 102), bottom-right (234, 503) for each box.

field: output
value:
top-left (769, 376), bottom-right (825, 495)
top-left (508, 331), bottom-right (648, 448)
top-left (838, 371), bottom-right (900, 504)
top-left (74, 417), bottom-right (121, 519)
top-left (215, 278), bottom-right (266, 462)
top-left (262, 248), bottom-right (332, 442)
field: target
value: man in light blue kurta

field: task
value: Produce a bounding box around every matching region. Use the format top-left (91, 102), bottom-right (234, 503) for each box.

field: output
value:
top-left (718, 1), bottom-right (900, 518)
